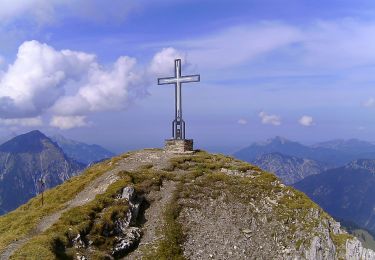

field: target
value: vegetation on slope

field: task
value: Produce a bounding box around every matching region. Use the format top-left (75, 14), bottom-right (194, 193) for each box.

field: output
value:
top-left (0, 153), bottom-right (130, 253)
top-left (1, 150), bottom-right (355, 259)
top-left (11, 164), bottom-right (176, 258)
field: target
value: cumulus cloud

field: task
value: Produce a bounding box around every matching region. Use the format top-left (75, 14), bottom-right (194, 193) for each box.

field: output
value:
top-left (0, 116), bottom-right (42, 126)
top-left (0, 40), bottom-right (95, 118)
top-left (299, 115), bottom-right (314, 126)
top-left (0, 40), bottom-right (185, 129)
top-left (148, 47), bottom-right (186, 76)
top-left (51, 56), bottom-right (145, 115)
top-left (50, 115), bottom-right (88, 130)
top-left (362, 97), bottom-right (375, 107)
top-left (237, 119), bottom-right (248, 125)
top-left (259, 111), bottom-right (281, 126)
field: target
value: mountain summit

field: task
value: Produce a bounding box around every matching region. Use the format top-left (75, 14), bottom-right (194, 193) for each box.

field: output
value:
top-left (0, 149), bottom-right (373, 259)
top-left (0, 130), bottom-right (84, 214)
top-left (0, 130), bottom-right (49, 153)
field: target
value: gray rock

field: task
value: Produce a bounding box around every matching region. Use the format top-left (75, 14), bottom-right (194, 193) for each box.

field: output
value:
top-left (72, 234), bottom-right (85, 249)
top-left (110, 186), bottom-right (143, 256)
top-left (112, 227), bottom-right (142, 256)
top-left (346, 238), bottom-right (375, 260)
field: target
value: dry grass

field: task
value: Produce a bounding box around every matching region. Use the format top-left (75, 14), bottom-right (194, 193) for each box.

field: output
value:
top-left (0, 153), bottom-right (130, 254)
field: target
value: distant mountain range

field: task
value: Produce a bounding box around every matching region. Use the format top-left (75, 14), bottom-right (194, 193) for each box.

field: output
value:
top-left (294, 159), bottom-right (375, 236)
top-left (0, 130), bottom-right (84, 214)
top-left (253, 152), bottom-right (329, 184)
top-left (234, 136), bottom-right (375, 167)
top-left (51, 134), bottom-right (115, 165)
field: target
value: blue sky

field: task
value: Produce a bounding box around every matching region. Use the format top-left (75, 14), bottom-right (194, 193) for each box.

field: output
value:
top-left (1, 0), bottom-right (375, 153)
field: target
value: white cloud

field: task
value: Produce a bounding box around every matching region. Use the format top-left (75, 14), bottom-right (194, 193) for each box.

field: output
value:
top-left (0, 40), bottom-right (186, 129)
top-left (0, 116), bottom-right (42, 126)
top-left (299, 115), bottom-right (314, 127)
top-left (237, 119), bottom-right (248, 125)
top-left (362, 97), bottom-right (375, 107)
top-left (50, 115), bottom-right (88, 130)
top-left (180, 23), bottom-right (301, 69)
top-left (0, 0), bottom-right (137, 25)
top-left (149, 47), bottom-right (186, 76)
top-left (0, 40), bottom-right (96, 118)
top-left (301, 20), bottom-right (375, 69)
top-left (51, 56), bottom-right (145, 115)
top-left (0, 0), bottom-right (52, 23)
top-left (259, 111), bottom-right (281, 126)
top-left (162, 19), bottom-right (375, 73)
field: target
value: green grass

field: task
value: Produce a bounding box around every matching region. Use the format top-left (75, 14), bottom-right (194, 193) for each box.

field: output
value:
top-left (0, 153), bottom-right (130, 254)
top-left (11, 174), bottom-right (133, 259)
top-left (11, 168), bottom-right (171, 259)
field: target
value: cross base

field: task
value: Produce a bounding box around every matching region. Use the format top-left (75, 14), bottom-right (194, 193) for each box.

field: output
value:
top-left (164, 139), bottom-right (194, 154)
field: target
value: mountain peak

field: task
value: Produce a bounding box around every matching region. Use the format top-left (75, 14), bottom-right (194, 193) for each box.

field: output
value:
top-left (271, 136), bottom-right (291, 144)
top-left (256, 136), bottom-right (292, 146)
top-left (0, 130), bottom-right (51, 153)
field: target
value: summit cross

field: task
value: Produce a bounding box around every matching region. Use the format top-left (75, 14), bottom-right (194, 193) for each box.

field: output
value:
top-left (158, 59), bottom-right (200, 140)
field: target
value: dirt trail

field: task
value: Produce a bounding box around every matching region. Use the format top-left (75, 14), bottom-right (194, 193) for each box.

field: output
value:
top-left (126, 180), bottom-right (177, 260)
top-left (0, 149), bottom-right (175, 260)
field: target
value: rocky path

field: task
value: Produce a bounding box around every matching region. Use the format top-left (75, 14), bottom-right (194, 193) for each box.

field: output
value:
top-left (0, 149), bottom-right (174, 260)
top-left (126, 180), bottom-right (177, 259)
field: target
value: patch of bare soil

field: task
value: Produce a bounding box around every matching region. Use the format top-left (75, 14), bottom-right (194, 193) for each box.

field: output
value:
top-left (126, 180), bottom-right (176, 260)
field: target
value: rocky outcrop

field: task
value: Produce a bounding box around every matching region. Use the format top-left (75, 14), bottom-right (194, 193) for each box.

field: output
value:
top-left (70, 186), bottom-right (143, 258)
top-left (346, 238), bottom-right (375, 260)
top-left (112, 186), bottom-right (143, 256)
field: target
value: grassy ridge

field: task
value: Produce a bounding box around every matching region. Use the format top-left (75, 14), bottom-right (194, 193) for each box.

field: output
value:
top-left (12, 167), bottom-right (172, 259)
top-left (11, 174), bottom-right (132, 259)
top-left (0, 150), bottom-right (355, 259)
top-left (0, 153), bottom-right (130, 253)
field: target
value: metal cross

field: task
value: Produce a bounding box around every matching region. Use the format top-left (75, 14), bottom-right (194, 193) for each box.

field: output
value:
top-left (158, 59), bottom-right (200, 140)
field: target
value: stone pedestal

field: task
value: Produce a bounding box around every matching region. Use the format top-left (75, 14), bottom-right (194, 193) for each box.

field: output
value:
top-left (165, 139), bottom-right (194, 154)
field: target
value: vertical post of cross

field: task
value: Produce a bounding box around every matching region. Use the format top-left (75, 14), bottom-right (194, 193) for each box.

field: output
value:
top-left (158, 59), bottom-right (200, 140)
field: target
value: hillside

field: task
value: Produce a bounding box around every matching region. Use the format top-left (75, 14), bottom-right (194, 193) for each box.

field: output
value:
top-left (294, 159), bottom-right (375, 237)
top-left (0, 149), bottom-right (373, 259)
top-left (253, 152), bottom-right (328, 184)
top-left (51, 134), bottom-right (115, 165)
top-left (0, 130), bottom-right (84, 214)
